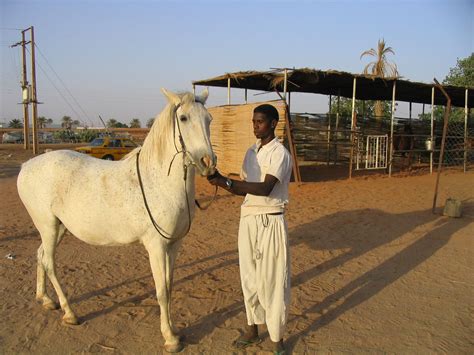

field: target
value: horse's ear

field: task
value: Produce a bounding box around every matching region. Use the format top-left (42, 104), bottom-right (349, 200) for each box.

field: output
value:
top-left (161, 88), bottom-right (181, 106)
top-left (196, 88), bottom-right (209, 105)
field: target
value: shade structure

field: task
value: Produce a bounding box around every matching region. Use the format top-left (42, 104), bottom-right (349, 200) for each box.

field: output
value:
top-left (194, 68), bottom-right (474, 108)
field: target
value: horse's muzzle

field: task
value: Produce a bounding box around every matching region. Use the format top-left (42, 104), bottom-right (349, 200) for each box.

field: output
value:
top-left (199, 154), bottom-right (217, 176)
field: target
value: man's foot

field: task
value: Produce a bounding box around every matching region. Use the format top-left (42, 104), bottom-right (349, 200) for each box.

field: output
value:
top-left (232, 324), bottom-right (261, 349)
top-left (272, 339), bottom-right (286, 354)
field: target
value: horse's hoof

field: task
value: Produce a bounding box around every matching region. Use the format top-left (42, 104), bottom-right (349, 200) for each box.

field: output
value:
top-left (62, 314), bottom-right (80, 326)
top-left (164, 342), bottom-right (185, 353)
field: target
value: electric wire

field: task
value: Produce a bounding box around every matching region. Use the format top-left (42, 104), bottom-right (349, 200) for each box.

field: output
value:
top-left (34, 43), bottom-right (95, 126)
top-left (25, 46), bottom-right (88, 127)
top-left (10, 45), bottom-right (21, 83)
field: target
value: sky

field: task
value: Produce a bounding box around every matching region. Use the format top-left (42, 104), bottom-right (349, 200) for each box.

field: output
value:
top-left (1, 0), bottom-right (473, 127)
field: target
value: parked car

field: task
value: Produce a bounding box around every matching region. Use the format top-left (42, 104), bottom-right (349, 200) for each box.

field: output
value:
top-left (2, 131), bottom-right (55, 144)
top-left (75, 136), bottom-right (139, 160)
top-left (2, 131), bottom-right (23, 143)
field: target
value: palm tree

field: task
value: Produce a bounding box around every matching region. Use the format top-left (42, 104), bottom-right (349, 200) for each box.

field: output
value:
top-left (360, 39), bottom-right (399, 118)
top-left (61, 116), bottom-right (80, 130)
top-left (8, 119), bottom-right (23, 128)
top-left (61, 116), bottom-right (73, 129)
top-left (38, 116), bottom-right (53, 128)
top-left (129, 118), bottom-right (141, 128)
top-left (146, 118), bottom-right (155, 128)
top-left (107, 119), bottom-right (118, 128)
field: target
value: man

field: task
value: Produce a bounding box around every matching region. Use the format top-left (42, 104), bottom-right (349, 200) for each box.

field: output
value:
top-left (208, 104), bottom-right (292, 354)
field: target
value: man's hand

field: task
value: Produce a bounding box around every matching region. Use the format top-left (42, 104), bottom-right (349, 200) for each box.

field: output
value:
top-left (207, 170), bottom-right (224, 187)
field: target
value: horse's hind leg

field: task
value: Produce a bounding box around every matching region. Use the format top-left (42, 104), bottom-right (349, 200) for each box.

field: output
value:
top-left (37, 220), bottom-right (78, 325)
top-left (36, 223), bottom-right (66, 310)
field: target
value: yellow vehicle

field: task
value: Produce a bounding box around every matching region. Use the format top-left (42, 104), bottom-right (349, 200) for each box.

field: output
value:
top-left (75, 136), bottom-right (139, 160)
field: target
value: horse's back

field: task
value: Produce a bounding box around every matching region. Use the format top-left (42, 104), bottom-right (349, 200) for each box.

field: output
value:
top-left (18, 150), bottom-right (105, 213)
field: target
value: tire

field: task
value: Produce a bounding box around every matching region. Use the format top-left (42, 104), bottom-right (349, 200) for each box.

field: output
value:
top-left (102, 155), bottom-right (114, 161)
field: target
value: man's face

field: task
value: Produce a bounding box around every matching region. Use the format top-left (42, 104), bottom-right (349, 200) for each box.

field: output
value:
top-left (252, 112), bottom-right (275, 139)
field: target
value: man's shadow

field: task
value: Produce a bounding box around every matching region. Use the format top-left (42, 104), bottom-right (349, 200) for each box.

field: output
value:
top-left (289, 206), bottom-right (445, 287)
top-left (284, 205), bottom-right (473, 352)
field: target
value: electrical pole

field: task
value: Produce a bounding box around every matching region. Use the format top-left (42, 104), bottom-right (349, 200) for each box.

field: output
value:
top-left (29, 26), bottom-right (39, 154)
top-left (11, 26), bottom-right (40, 154)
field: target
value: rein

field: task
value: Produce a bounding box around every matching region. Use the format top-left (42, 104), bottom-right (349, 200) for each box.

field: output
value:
top-left (136, 103), bottom-right (217, 241)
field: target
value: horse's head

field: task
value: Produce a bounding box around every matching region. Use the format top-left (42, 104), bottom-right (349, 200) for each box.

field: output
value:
top-left (161, 88), bottom-right (216, 176)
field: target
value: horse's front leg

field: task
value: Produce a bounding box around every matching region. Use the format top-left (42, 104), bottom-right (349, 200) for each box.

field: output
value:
top-left (166, 239), bottom-right (183, 334)
top-left (144, 238), bottom-right (183, 353)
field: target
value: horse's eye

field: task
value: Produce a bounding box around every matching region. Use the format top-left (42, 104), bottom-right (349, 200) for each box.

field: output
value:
top-left (179, 115), bottom-right (188, 122)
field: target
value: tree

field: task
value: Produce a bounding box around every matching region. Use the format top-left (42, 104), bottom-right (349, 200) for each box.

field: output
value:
top-left (107, 119), bottom-right (128, 128)
top-left (8, 119), bottom-right (23, 128)
top-left (38, 116), bottom-right (53, 128)
top-left (329, 98), bottom-right (391, 119)
top-left (129, 118), bottom-right (141, 128)
top-left (443, 53), bottom-right (474, 87)
top-left (360, 39), bottom-right (399, 118)
top-left (419, 53), bottom-right (473, 122)
top-left (61, 116), bottom-right (80, 129)
top-left (146, 117), bottom-right (155, 128)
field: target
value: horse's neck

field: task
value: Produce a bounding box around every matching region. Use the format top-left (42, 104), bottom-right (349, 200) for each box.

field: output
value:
top-left (139, 128), bottom-right (195, 201)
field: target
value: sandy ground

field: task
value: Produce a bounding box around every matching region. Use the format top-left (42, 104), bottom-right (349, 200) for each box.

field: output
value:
top-left (0, 145), bottom-right (473, 354)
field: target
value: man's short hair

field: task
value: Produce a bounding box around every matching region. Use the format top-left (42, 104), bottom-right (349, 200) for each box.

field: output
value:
top-left (254, 104), bottom-right (279, 122)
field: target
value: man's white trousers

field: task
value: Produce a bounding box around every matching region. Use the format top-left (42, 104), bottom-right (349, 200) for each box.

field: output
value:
top-left (238, 214), bottom-right (290, 342)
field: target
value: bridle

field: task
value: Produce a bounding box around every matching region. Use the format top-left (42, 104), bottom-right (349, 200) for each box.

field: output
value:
top-left (136, 102), bottom-right (217, 241)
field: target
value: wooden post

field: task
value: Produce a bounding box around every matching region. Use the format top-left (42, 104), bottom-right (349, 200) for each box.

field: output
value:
top-left (430, 86), bottom-right (435, 174)
top-left (227, 77), bottom-right (231, 105)
top-left (20, 30), bottom-right (30, 150)
top-left (335, 92), bottom-right (340, 164)
top-left (288, 91), bottom-right (291, 113)
top-left (432, 79), bottom-right (451, 214)
top-left (464, 89), bottom-right (468, 173)
top-left (283, 69), bottom-right (288, 100)
top-left (274, 90), bottom-right (300, 182)
top-left (389, 80), bottom-right (397, 176)
top-left (245, 88), bottom-right (248, 104)
top-left (327, 95), bottom-right (332, 165)
top-left (349, 77), bottom-right (357, 179)
top-left (30, 26), bottom-right (39, 155)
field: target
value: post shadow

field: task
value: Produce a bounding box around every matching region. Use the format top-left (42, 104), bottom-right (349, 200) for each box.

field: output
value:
top-left (285, 206), bottom-right (472, 351)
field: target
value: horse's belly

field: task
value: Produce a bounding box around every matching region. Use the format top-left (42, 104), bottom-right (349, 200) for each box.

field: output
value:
top-left (54, 201), bottom-right (144, 247)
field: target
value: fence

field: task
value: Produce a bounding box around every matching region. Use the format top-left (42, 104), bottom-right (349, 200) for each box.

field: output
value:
top-left (290, 113), bottom-right (474, 172)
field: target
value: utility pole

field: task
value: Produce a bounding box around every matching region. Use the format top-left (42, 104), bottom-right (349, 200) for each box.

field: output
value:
top-left (11, 26), bottom-right (39, 154)
top-left (29, 26), bottom-right (39, 154)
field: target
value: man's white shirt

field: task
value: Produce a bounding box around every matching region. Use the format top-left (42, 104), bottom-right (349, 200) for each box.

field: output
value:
top-left (240, 137), bottom-right (293, 216)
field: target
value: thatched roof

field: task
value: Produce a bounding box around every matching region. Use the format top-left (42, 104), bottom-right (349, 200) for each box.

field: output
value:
top-left (193, 68), bottom-right (474, 108)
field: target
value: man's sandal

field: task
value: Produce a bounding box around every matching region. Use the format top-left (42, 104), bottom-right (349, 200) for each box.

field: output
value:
top-left (232, 337), bottom-right (262, 349)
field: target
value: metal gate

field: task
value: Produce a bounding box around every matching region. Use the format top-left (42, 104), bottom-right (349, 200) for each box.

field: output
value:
top-left (356, 135), bottom-right (388, 170)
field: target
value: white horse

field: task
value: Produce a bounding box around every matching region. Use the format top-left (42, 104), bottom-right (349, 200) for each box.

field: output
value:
top-left (17, 89), bottom-right (216, 353)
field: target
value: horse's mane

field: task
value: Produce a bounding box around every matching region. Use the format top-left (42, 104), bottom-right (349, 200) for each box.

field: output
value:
top-left (127, 92), bottom-right (197, 167)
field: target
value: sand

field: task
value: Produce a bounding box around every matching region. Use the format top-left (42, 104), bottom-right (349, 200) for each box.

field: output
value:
top-left (0, 145), bottom-right (473, 354)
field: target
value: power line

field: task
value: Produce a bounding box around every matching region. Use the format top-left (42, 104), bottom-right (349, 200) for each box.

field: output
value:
top-left (34, 43), bottom-right (95, 126)
top-left (25, 46), bottom-right (89, 127)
